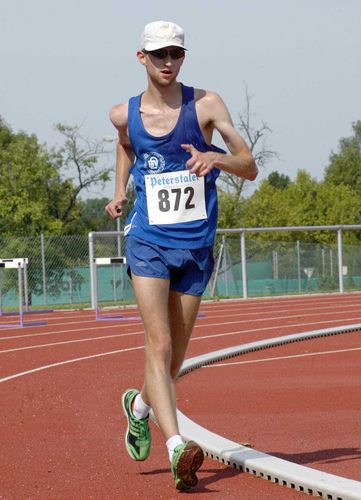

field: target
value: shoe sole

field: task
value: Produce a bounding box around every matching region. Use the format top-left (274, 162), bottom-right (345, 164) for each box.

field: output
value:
top-left (176, 441), bottom-right (204, 490)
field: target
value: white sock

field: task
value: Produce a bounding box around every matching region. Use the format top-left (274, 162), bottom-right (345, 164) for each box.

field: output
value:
top-left (166, 434), bottom-right (184, 462)
top-left (133, 393), bottom-right (151, 420)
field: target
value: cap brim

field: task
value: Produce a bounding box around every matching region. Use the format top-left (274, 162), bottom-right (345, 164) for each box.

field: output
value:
top-left (143, 41), bottom-right (187, 51)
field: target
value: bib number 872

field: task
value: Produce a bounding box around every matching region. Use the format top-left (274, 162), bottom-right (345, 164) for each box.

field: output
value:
top-left (158, 187), bottom-right (195, 212)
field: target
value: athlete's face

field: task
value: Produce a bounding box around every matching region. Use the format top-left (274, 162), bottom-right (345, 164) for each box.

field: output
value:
top-left (137, 46), bottom-right (185, 86)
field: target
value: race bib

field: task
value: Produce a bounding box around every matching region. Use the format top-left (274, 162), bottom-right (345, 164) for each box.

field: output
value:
top-left (145, 171), bottom-right (207, 225)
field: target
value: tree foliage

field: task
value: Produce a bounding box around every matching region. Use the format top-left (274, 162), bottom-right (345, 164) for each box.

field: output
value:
top-left (218, 119), bottom-right (361, 244)
top-left (0, 118), bottom-right (63, 235)
top-left (2, 114), bottom-right (361, 242)
top-left (75, 186), bottom-right (136, 233)
top-left (0, 118), bottom-right (113, 236)
top-left (324, 121), bottom-right (361, 193)
top-left (267, 171), bottom-right (291, 190)
top-left (238, 170), bottom-right (361, 243)
top-left (52, 123), bottom-right (112, 228)
top-left (217, 190), bottom-right (243, 228)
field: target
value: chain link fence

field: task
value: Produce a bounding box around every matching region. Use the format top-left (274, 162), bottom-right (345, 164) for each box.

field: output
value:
top-left (0, 234), bottom-right (89, 310)
top-left (212, 234), bottom-right (341, 297)
top-left (0, 226), bottom-right (360, 312)
top-left (212, 227), bottom-right (361, 298)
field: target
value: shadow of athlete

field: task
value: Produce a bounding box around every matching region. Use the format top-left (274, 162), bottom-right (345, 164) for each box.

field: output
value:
top-left (105, 20), bottom-right (258, 491)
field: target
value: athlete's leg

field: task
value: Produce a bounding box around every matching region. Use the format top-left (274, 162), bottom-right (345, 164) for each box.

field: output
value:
top-left (168, 290), bottom-right (201, 380)
top-left (167, 290), bottom-right (204, 490)
top-left (131, 273), bottom-right (179, 440)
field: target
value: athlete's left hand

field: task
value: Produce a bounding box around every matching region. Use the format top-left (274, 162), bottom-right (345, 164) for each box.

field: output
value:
top-left (181, 144), bottom-right (219, 177)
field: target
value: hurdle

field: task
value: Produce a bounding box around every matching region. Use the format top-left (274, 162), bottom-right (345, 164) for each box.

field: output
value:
top-left (0, 259), bottom-right (26, 327)
top-left (0, 258), bottom-right (48, 328)
top-left (93, 257), bottom-right (140, 321)
top-left (92, 256), bottom-right (206, 321)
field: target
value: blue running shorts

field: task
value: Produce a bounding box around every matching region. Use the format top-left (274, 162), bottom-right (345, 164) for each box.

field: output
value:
top-left (125, 236), bottom-right (214, 296)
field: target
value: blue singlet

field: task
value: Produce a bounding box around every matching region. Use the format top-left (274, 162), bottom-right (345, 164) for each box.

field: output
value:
top-left (125, 84), bottom-right (225, 249)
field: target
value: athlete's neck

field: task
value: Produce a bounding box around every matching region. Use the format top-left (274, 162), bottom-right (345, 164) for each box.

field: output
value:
top-left (142, 80), bottom-right (182, 112)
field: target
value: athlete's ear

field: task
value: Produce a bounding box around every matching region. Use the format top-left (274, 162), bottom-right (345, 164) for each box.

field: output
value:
top-left (137, 50), bottom-right (146, 66)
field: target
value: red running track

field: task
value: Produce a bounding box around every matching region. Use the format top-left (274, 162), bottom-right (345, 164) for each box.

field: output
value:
top-left (1, 293), bottom-right (361, 498)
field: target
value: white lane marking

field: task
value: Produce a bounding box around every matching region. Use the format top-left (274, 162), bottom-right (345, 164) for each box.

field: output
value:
top-left (204, 346), bottom-right (361, 368)
top-left (1, 297), bottom-right (361, 337)
top-left (191, 317), bottom-right (361, 342)
top-left (2, 325), bottom-right (361, 384)
top-left (0, 331), bottom-right (141, 353)
top-left (0, 324), bottom-right (138, 341)
top-left (1, 292), bottom-right (360, 327)
top-left (0, 345), bottom-right (144, 383)
top-left (200, 300), bottom-right (361, 314)
top-left (2, 311), bottom-right (361, 343)
top-left (200, 297), bottom-right (361, 312)
top-left (2, 317), bottom-right (361, 354)
top-left (0, 297), bottom-right (360, 340)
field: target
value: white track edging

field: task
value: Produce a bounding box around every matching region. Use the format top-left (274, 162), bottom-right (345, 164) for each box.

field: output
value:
top-left (175, 323), bottom-right (361, 499)
top-left (177, 411), bottom-right (361, 499)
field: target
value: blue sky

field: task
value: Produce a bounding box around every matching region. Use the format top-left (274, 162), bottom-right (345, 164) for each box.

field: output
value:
top-left (1, 0), bottom-right (361, 199)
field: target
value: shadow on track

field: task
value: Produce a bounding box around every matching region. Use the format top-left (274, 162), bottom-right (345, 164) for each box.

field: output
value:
top-left (140, 466), bottom-right (241, 492)
top-left (269, 447), bottom-right (361, 465)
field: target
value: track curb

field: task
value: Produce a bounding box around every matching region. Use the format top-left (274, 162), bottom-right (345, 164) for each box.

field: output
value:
top-left (176, 323), bottom-right (361, 499)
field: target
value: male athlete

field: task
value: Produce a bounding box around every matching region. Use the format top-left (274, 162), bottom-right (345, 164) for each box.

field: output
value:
top-left (105, 20), bottom-right (258, 490)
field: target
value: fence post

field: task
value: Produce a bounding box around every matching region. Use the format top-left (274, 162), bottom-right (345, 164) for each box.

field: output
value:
top-left (222, 235), bottom-right (229, 296)
top-left (40, 233), bottom-right (47, 305)
top-left (210, 242), bottom-right (223, 298)
top-left (89, 232), bottom-right (95, 309)
top-left (116, 219), bottom-right (122, 257)
top-left (18, 263), bottom-right (24, 327)
top-left (240, 230), bottom-right (248, 299)
top-left (23, 260), bottom-right (29, 312)
top-left (337, 228), bottom-right (344, 293)
top-left (273, 250), bottom-right (279, 280)
top-left (296, 240), bottom-right (301, 292)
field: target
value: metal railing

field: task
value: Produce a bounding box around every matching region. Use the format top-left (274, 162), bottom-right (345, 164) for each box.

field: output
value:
top-left (0, 225), bottom-right (360, 311)
top-left (89, 224), bottom-right (361, 308)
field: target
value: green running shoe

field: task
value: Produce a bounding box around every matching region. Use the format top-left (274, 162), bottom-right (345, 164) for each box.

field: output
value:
top-left (121, 388), bottom-right (151, 461)
top-left (171, 441), bottom-right (204, 491)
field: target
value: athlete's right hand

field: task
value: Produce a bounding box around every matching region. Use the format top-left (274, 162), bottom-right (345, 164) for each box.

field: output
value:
top-left (105, 196), bottom-right (128, 220)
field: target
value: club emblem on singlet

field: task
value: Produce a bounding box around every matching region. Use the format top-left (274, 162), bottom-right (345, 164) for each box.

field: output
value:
top-left (144, 152), bottom-right (165, 174)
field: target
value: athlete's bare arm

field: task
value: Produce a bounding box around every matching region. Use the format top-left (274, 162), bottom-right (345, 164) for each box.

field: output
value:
top-left (105, 103), bottom-right (135, 220)
top-left (182, 90), bottom-right (258, 180)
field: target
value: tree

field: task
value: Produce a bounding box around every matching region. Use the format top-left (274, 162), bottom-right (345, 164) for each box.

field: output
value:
top-left (0, 118), bottom-right (114, 235)
top-left (0, 118), bottom-right (117, 304)
top-left (240, 179), bottom-right (288, 230)
top-left (52, 123), bottom-right (112, 230)
top-left (220, 85), bottom-right (278, 199)
top-left (240, 169), bottom-right (361, 243)
top-left (267, 171), bottom-right (291, 190)
top-left (0, 119), bottom-right (64, 235)
top-left (313, 181), bottom-right (361, 243)
top-left (217, 190), bottom-right (243, 228)
top-left (75, 186), bottom-right (136, 233)
top-left (75, 197), bottom-right (117, 233)
top-left (324, 121), bottom-right (361, 193)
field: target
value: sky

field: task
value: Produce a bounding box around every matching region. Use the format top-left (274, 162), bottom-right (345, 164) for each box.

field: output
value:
top-left (1, 0), bottom-right (361, 200)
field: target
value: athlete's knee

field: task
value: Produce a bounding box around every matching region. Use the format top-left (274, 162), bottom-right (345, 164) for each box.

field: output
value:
top-left (146, 335), bottom-right (172, 365)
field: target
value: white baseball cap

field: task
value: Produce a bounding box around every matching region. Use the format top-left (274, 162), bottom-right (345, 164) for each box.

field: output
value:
top-left (141, 21), bottom-right (186, 51)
